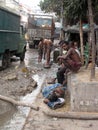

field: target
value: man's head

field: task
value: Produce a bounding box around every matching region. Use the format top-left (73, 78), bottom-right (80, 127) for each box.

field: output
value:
top-left (62, 41), bottom-right (69, 50)
top-left (40, 37), bottom-right (44, 42)
top-left (54, 87), bottom-right (65, 98)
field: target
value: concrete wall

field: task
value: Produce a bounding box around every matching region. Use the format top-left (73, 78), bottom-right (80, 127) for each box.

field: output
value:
top-left (67, 69), bottom-right (98, 112)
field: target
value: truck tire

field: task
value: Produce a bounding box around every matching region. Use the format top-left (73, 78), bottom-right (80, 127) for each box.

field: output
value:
top-left (2, 51), bottom-right (11, 69)
top-left (20, 46), bottom-right (26, 62)
top-left (29, 44), bottom-right (34, 48)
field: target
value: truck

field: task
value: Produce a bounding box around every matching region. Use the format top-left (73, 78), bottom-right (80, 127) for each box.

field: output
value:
top-left (26, 14), bottom-right (55, 48)
top-left (0, 6), bottom-right (26, 70)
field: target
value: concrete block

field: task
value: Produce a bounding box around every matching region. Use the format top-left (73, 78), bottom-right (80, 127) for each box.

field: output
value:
top-left (67, 68), bottom-right (98, 112)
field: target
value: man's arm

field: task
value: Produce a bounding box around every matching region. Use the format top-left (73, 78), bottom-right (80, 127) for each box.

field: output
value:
top-left (57, 48), bottom-right (73, 60)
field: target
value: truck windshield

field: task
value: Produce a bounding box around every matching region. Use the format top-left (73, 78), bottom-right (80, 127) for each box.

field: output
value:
top-left (35, 18), bottom-right (52, 27)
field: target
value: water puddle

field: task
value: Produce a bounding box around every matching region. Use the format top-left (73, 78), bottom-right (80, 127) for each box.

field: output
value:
top-left (0, 74), bottom-right (45, 130)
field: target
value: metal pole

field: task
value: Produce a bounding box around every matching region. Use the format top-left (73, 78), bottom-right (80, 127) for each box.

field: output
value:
top-left (60, 0), bottom-right (64, 40)
top-left (60, 0), bottom-right (63, 27)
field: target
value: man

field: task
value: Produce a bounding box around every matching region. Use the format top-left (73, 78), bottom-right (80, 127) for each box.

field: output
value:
top-left (38, 38), bottom-right (53, 68)
top-left (42, 83), bottom-right (65, 109)
top-left (43, 38), bottom-right (53, 68)
top-left (38, 38), bottom-right (44, 62)
top-left (56, 41), bottom-right (82, 85)
top-left (48, 41), bottom-right (81, 85)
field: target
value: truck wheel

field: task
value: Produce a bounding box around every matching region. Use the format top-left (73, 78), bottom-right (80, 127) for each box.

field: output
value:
top-left (20, 46), bottom-right (26, 62)
top-left (2, 51), bottom-right (11, 69)
top-left (29, 44), bottom-right (33, 48)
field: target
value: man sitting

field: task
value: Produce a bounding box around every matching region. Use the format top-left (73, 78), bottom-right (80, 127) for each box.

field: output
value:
top-left (48, 41), bottom-right (82, 85)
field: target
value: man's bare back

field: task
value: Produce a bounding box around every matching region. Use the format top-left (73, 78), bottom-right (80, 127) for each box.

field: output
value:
top-left (43, 39), bottom-right (53, 67)
top-left (38, 38), bottom-right (53, 66)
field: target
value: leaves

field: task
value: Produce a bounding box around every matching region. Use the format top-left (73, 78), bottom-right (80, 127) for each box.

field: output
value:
top-left (39, 0), bottom-right (98, 25)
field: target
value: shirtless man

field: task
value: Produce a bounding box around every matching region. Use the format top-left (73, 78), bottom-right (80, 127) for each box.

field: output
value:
top-left (38, 38), bottom-right (53, 68)
top-left (43, 39), bottom-right (53, 67)
top-left (56, 41), bottom-right (82, 85)
top-left (48, 41), bottom-right (81, 85)
top-left (38, 38), bottom-right (44, 62)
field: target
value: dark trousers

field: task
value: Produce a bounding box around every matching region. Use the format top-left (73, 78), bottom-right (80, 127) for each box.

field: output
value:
top-left (56, 66), bottom-right (66, 84)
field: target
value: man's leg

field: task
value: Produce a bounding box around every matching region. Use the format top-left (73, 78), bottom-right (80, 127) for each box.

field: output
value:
top-left (57, 66), bottom-right (66, 84)
top-left (44, 48), bottom-right (51, 68)
top-left (46, 49), bottom-right (50, 65)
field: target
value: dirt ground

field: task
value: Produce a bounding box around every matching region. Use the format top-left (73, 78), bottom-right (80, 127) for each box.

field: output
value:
top-left (0, 61), bottom-right (37, 98)
top-left (0, 47), bottom-right (44, 117)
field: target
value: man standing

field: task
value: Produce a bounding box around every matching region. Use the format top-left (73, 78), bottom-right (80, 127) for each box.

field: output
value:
top-left (38, 38), bottom-right (44, 62)
top-left (38, 38), bottom-right (53, 68)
